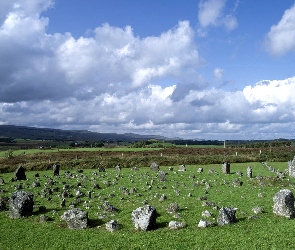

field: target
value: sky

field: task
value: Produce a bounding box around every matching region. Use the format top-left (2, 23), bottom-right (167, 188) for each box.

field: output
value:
top-left (1, 0), bottom-right (295, 140)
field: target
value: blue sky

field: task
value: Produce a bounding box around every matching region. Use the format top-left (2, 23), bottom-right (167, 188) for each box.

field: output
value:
top-left (1, 0), bottom-right (295, 140)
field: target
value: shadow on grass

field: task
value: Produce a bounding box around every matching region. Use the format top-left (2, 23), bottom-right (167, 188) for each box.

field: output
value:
top-left (156, 221), bottom-right (168, 229)
top-left (88, 218), bottom-right (104, 228)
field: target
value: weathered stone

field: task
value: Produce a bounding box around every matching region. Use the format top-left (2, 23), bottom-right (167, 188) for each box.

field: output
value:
top-left (167, 202), bottom-right (179, 214)
top-left (104, 203), bottom-right (118, 213)
top-left (236, 170), bottom-right (243, 176)
top-left (252, 206), bottom-right (264, 214)
top-left (202, 210), bottom-right (213, 217)
top-left (105, 220), bottom-right (119, 232)
top-left (289, 156), bottom-right (295, 177)
top-left (98, 166), bottom-right (105, 172)
top-left (178, 165), bottom-right (186, 172)
top-left (198, 219), bottom-right (215, 228)
top-left (115, 165), bottom-right (121, 171)
top-left (159, 194), bottom-right (167, 202)
top-left (218, 207), bottom-right (237, 226)
top-left (150, 162), bottom-right (159, 171)
top-left (273, 189), bottom-right (295, 218)
top-left (221, 162), bottom-right (230, 174)
top-left (131, 205), bottom-right (157, 231)
top-left (197, 168), bottom-right (203, 173)
top-left (247, 166), bottom-right (253, 178)
top-left (53, 163), bottom-right (60, 176)
top-left (232, 178), bottom-right (243, 187)
top-left (32, 181), bottom-right (40, 188)
top-left (168, 221), bottom-right (185, 229)
top-left (14, 166), bottom-right (26, 180)
top-left (61, 208), bottom-right (88, 229)
top-left (39, 214), bottom-right (49, 223)
top-left (159, 171), bottom-right (166, 182)
top-left (9, 190), bottom-right (34, 219)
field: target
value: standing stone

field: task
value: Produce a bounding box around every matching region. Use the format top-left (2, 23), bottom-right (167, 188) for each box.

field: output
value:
top-left (247, 166), bottom-right (253, 178)
top-left (288, 157), bottom-right (295, 178)
top-left (106, 220), bottom-right (119, 232)
top-left (14, 166), bottom-right (26, 180)
top-left (221, 162), bottom-right (230, 174)
top-left (61, 208), bottom-right (88, 229)
top-left (131, 205), bottom-right (157, 231)
top-left (178, 165), bottom-right (186, 172)
top-left (9, 190), bottom-right (34, 218)
top-left (166, 202), bottom-right (179, 214)
top-left (197, 168), bottom-right (203, 173)
top-left (150, 162), bottom-right (159, 171)
top-left (115, 165), bottom-right (121, 171)
top-left (217, 207), bottom-right (237, 226)
top-left (159, 171), bottom-right (166, 182)
top-left (53, 163), bottom-right (60, 176)
top-left (273, 189), bottom-right (295, 218)
top-left (98, 166), bottom-right (105, 172)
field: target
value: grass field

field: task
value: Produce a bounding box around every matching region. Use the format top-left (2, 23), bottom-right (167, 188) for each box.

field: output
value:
top-left (0, 162), bottom-right (294, 249)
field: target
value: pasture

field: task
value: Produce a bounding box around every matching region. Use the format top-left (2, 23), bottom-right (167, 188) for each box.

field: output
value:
top-left (0, 158), bottom-right (294, 249)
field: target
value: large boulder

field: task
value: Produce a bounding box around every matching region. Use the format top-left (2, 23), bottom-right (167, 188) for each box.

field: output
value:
top-left (218, 207), bottom-right (237, 226)
top-left (273, 189), bottom-right (295, 218)
top-left (14, 166), bottom-right (26, 180)
top-left (9, 190), bottom-right (34, 218)
top-left (131, 205), bottom-right (157, 231)
top-left (61, 208), bottom-right (88, 229)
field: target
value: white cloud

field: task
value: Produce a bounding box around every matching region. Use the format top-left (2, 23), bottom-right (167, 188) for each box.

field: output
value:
top-left (198, 0), bottom-right (238, 35)
top-left (265, 3), bottom-right (295, 56)
top-left (213, 68), bottom-right (224, 81)
top-left (1, 0), bottom-right (295, 140)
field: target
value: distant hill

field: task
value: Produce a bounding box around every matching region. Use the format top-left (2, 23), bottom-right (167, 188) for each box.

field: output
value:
top-left (0, 125), bottom-right (167, 142)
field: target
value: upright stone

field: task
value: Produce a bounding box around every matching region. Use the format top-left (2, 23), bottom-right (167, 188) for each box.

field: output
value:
top-left (178, 165), bottom-right (186, 172)
top-left (247, 166), bottom-right (253, 178)
top-left (273, 189), bottom-right (295, 218)
top-left (105, 220), bottom-right (119, 232)
top-left (61, 208), bottom-right (88, 229)
top-left (159, 171), bottom-right (166, 182)
top-left (131, 205), bottom-right (157, 231)
top-left (53, 163), bottom-right (60, 176)
top-left (288, 157), bottom-right (295, 178)
top-left (14, 166), bottom-right (26, 180)
top-left (9, 190), bottom-right (34, 218)
top-left (217, 207), bottom-right (237, 226)
top-left (221, 162), bottom-right (230, 174)
top-left (150, 162), bottom-right (159, 171)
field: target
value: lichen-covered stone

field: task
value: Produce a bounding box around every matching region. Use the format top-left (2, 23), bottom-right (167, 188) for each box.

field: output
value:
top-left (9, 190), bottom-right (34, 219)
top-left (273, 189), bottom-right (295, 218)
top-left (218, 207), bottom-right (237, 226)
top-left (131, 205), bottom-right (157, 231)
top-left (61, 208), bottom-right (88, 229)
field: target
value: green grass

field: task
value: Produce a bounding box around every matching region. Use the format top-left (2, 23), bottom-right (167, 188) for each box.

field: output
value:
top-left (0, 162), bottom-right (294, 249)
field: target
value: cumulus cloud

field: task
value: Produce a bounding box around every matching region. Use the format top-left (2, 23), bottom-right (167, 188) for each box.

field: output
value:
top-left (1, 0), bottom-right (295, 140)
top-left (265, 3), bottom-right (295, 56)
top-left (198, 0), bottom-right (238, 35)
